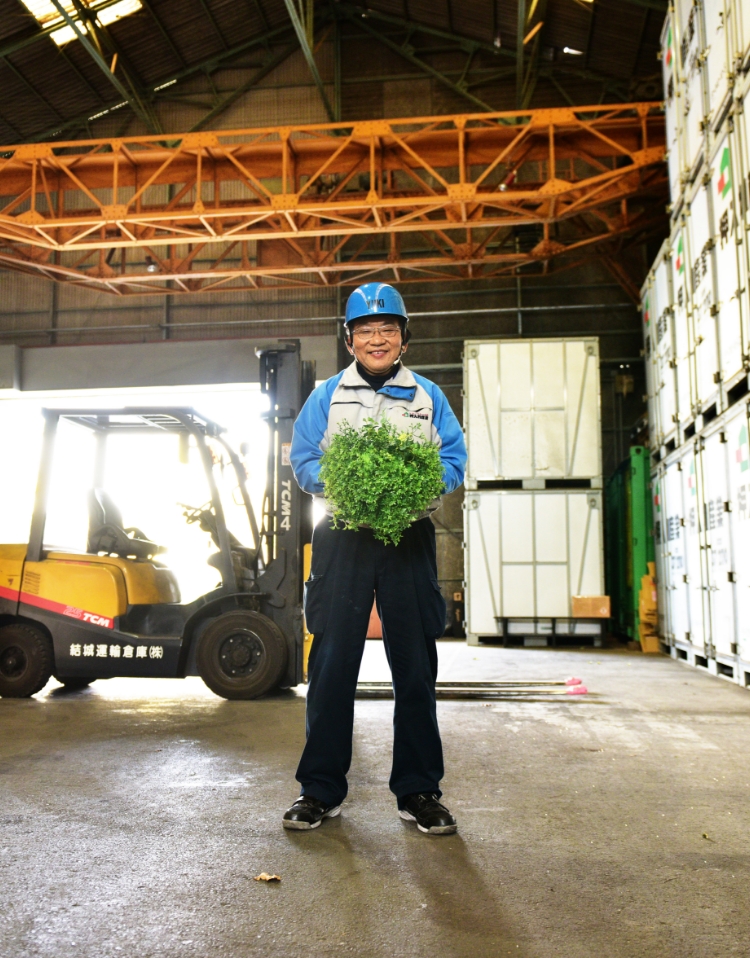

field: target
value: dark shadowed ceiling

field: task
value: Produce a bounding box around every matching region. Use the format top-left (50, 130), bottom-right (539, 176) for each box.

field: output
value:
top-left (0, 0), bottom-right (667, 143)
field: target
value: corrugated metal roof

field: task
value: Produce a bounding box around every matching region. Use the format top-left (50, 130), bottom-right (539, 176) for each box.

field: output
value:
top-left (0, 0), bottom-right (666, 143)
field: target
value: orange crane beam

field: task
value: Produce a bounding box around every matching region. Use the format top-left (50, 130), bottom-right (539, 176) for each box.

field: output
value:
top-left (0, 103), bottom-right (666, 296)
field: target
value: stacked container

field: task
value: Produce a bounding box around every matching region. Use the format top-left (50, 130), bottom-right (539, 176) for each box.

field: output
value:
top-left (645, 0), bottom-right (750, 687)
top-left (462, 338), bottom-right (606, 646)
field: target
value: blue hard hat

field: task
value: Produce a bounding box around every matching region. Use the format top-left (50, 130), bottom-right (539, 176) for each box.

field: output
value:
top-left (344, 283), bottom-right (409, 328)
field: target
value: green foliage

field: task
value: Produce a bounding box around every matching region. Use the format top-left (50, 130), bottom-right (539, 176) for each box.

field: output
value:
top-left (320, 417), bottom-right (444, 545)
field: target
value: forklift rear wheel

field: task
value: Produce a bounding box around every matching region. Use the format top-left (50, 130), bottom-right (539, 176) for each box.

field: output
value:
top-left (0, 623), bottom-right (54, 698)
top-left (196, 611), bottom-right (287, 700)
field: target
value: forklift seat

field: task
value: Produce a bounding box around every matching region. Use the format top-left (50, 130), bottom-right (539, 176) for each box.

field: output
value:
top-left (87, 488), bottom-right (164, 560)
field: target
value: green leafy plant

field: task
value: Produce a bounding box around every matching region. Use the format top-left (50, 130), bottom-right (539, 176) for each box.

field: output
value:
top-left (320, 417), bottom-right (445, 546)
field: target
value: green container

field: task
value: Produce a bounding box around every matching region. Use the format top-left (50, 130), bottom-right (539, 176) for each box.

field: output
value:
top-left (605, 447), bottom-right (655, 639)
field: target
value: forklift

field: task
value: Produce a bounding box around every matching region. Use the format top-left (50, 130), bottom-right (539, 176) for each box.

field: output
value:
top-left (0, 342), bottom-right (315, 700)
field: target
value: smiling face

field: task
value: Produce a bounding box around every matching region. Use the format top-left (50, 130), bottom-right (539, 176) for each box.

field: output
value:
top-left (347, 317), bottom-right (408, 375)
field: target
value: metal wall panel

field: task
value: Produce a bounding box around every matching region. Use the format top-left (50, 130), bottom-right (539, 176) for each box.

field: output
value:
top-left (700, 422), bottom-right (737, 656)
top-left (463, 338), bottom-right (601, 481)
top-left (464, 489), bottom-right (605, 634)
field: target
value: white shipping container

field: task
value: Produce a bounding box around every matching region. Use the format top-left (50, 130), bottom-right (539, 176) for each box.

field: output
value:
top-left (679, 440), bottom-right (709, 650)
top-left (463, 338), bottom-right (601, 481)
top-left (724, 399), bottom-right (750, 662)
top-left (670, 222), bottom-right (695, 425)
top-left (703, 0), bottom-right (732, 121)
top-left (700, 424), bottom-right (736, 656)
top-left (686, 179), bottom-right (720, 408)
top-left (464, 489), bottom-right (604, 635)
top-left (709, 123), bottom-right (745, 385)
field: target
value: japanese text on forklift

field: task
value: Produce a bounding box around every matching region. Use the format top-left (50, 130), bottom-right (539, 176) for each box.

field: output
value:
top-left (281, 282), bottom-right (468, 835)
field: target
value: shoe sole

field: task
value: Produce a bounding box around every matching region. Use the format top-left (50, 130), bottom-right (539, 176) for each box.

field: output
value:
top-left (282, 804), bottom-right (342, 830)
top-left (399, 809), bottom-right (458, 835)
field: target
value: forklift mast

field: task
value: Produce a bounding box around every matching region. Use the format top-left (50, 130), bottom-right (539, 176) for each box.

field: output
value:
top-left (256, 341), bottom-right (316, 688)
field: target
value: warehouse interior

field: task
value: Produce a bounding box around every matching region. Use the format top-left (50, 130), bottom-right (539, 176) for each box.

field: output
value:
top-left (1, 1), bottom-right (750, 956)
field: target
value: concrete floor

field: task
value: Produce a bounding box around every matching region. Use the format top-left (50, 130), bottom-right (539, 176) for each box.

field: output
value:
top-left (2, 642), bottom-right (750, 958)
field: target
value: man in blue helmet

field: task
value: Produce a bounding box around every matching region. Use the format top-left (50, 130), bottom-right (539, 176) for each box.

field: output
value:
top-left (283, 282), bottom-right (467, 835)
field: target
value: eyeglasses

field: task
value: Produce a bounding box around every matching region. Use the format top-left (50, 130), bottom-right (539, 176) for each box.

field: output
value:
top-left (351, 325), bottom-right (401, 341)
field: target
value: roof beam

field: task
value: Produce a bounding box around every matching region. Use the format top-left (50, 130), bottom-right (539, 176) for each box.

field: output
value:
top-left (516, 0), bottom-right (525, 108)
top-left (3, 59), bottom-right (64, 121)
top-left (26, 23), bottom-right (296, 143)
top-left (189, 43), bottom-right (298, 131)
top-left (346, 12), bottom-right (497, 113)
top-left (0, 0), bottom-right (124, 61)
top-left (47, 0), bottom-right (160, 133)
top-left (282, 0), bottom-right (336, 121)
top-left (195, 0), bottom-right (229, 51)
top-left (139, 0), bottom-right (187, 67)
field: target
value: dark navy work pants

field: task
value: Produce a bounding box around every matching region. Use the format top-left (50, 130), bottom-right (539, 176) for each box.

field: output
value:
top-left (297, 516), bottom-right (446, 807)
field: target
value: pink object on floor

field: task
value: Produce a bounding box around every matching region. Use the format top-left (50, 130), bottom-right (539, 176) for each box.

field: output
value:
top-left (566, 685), bottom-right (588, 695)
top-left (565, 676), bottom-right (583, 686)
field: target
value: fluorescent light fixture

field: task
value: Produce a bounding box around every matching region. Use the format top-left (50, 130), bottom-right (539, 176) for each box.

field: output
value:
top-left (563, 46), bottom-right (584, 55)
top-left (20, 0), bottom-right (142, 47)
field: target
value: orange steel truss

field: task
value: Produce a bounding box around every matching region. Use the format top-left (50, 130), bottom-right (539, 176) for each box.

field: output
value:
top-left (0, 103), bottom-right (666, 296)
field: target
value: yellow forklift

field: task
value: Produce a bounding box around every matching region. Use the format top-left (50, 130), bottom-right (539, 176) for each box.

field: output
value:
top-left (0, 342), bottom-right (314, 699)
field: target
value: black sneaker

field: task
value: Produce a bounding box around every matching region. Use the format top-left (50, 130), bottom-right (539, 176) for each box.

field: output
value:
top-left (282, 795), bottom-right (342, 830)
top-left (399, 793), bottom-right (457, 835)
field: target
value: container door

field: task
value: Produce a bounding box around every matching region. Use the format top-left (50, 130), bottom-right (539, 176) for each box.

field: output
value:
top-left (687, 182), bottom-right (719, 408)
top-left (561, 340), bottom-right (600, 478)
top-left (680, 442), bottom-right (709, 650)
top-left (662, 13), bottom-right (684, 202)
top-left (465, 342), bottom-right (502, 480)
top-left (680, 4), bottom-right (707, 174)
top-left (671, 226), bottom-right (694, 424)
top-left (738, 86), bottom-right (750, 358)
top-left (724, 402), bottom-right (750, 661)
top-left (566, 492), bottom-right (604, 608)
top-left (464, 491), bottom-right (502, 634)
top-left (533, 492), bottom-right (569, 617)
top-left (654, 244), bottom-right (677, 442)
top-left (704, 0), bottom-right (731, 120)
top-left (499, 492), bottom-right (536, 617)
top-left (642, 278), bottom-right (660, 446)
top-left (664, 458), bottom-right (692, 644)
top-left (701, 428), bottom-right (736, 656)
top-left (651, 467), bottom-right (671, 640)
top-left (710, 125), bottom-right (745, 385)
top-left (727, 0), bottom-right (749, 70)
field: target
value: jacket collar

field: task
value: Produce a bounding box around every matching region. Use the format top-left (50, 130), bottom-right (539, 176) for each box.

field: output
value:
top-left (340, 360), bottom-right (417, 400)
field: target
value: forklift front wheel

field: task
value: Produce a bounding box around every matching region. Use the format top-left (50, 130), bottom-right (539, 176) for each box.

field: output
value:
top-left (196, 611), bottom-right (287, 700)
top-left (0, 622), bottom-right (54, 698)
